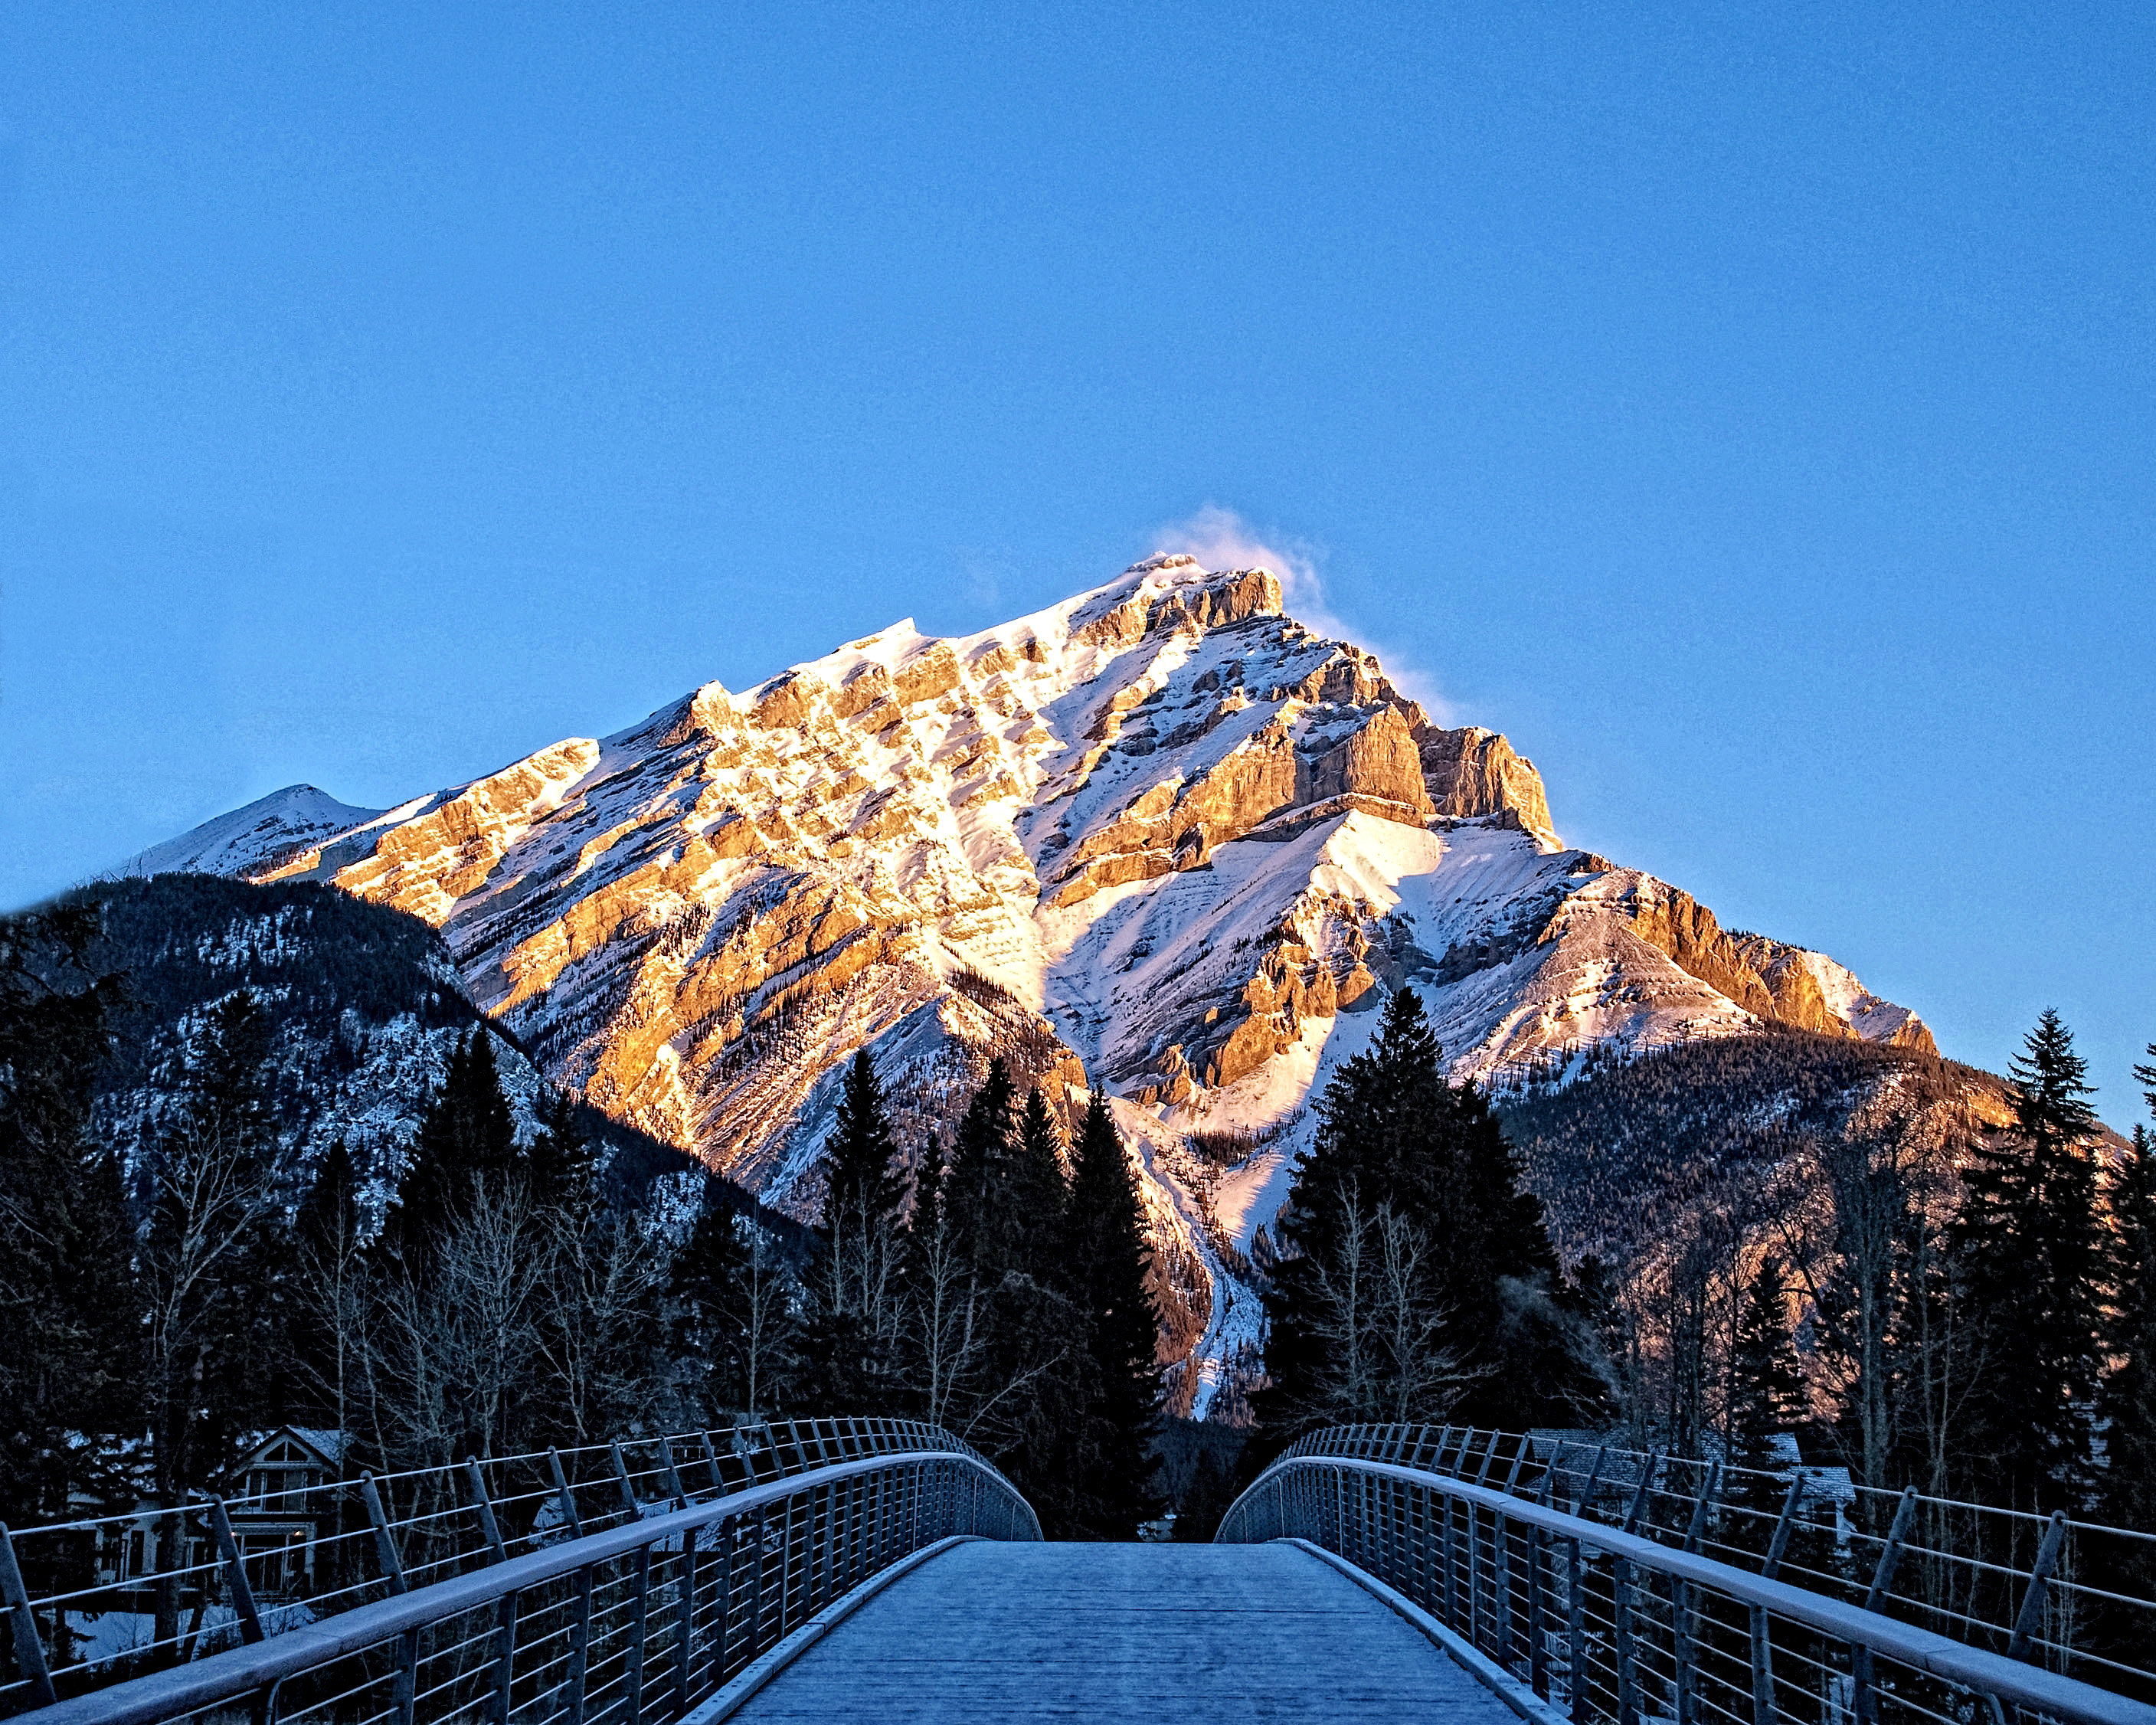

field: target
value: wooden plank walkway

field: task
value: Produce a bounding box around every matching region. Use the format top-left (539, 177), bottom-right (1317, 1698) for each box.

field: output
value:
top-left (733, 1540), bottom-right (1524, 1722)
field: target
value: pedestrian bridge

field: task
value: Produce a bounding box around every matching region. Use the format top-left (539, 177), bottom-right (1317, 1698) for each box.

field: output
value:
top-left (8, 1421), bottom-right (2154, 1725)
top-left (721, 1540), bottom-right (1512, 1723)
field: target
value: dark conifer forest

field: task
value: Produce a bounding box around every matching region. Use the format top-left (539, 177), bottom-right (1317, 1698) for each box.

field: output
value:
top-left (5, 876), bottom-right (2154, 1550)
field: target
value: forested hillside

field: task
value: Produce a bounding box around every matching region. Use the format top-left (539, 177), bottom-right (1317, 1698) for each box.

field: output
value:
top-left (1497, 1033), bottom-right (1988, 1265)
top-left (70, 873), bottom-right (721, 1212)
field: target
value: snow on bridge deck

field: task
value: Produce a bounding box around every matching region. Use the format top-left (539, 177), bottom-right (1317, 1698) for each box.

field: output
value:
top-left (732, 1540), bottom-right (1525, 1723)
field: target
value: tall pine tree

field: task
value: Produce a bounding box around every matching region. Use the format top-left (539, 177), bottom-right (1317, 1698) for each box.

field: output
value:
top-left (1064, 1092), bottom-right (1163, 1537)
top-left (1005, 1085), bottom-right (1071, 1281)
top-left (798, 1052), bottom-right (907, 1410)
top-left (822, 1051), bottom-right (905, 1310)
top-left (0, 903), bottom-right (141, 1532)
top-left (1258, 987), bottom-right (1605, 1448)
top-left (1728, 1254), bottom-right (1804, 1466)
top-left (382, 1026), bottom-right (519, 1278)
top-left (945, 1057), bottom-right (1016, 1278)
top-left (2099, 1049), bottom-right (2156, 1566)
top-left (1954, 1009), bottom-right (2106, 1511)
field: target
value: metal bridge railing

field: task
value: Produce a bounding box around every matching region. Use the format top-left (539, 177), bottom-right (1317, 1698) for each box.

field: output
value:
top-left (1, 1419), bottom-right (1039, 1725)
top-left (1219, 1425), bottom-right (2156, 1725)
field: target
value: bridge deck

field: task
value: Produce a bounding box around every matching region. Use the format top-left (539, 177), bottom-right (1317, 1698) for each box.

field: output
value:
top-left (733, 1540), bottom-right (1522, 1722)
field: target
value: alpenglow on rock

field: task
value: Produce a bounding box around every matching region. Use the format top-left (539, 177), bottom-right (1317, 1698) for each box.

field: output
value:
top-left (126, 555), bottom-right (1932, 1413)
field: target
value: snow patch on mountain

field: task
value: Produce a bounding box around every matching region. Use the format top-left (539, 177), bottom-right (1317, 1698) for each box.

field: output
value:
top-left (1796, 949), bottom-right (1931, 1048)
top-left (120, 786), bottom-right (394, 882)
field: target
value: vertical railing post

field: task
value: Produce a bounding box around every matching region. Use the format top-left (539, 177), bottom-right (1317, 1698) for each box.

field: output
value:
top-left (0, 1524), bottom-right (57, 1709)
top-left (2005, 1514), bottom-right (2069, 1663)
top-left (1673, 1460), bottom-right (1722, 1725)
top-left (1496, 1436), bottom-right (1527, 1669)
top-left (208, 1495), bottom-right (266, 1645)
top-left (611, 1442), bottom-right (652, 1725)
top-left (1529, 1470), bottom-right (1552, 1699)
top-left (715, 1514), bottom-right (737, 1685)
top-left (1751, 1471), bottom-right (1804, 1725)
top-left (1566, 1533), bottom-right (1589, 1723)
top-left (548, 1449), bottom-right (585, 1537)
top-left (489, 1589), bottom-right (519, 1725)
top-left (676, 1523), bottom-right (699, 1715)
top-left (464, 1458), bottom-right (510, 1561)
top-left (1467, 1484), bottom-right (1484, 1652)
top-left (1852, 1490), bottom-right (1917, 1725)
top-left (1566, 1448), bottom-right (1606, 1721)
top-left (1471, 1432), bottom-right (1502, 1654)
top-left (1444, 1487), bottom-right (1460, 1628)
top-left (462, 1461), bottom-right (515, 1725)
top-left (1613, 1451), bottom-right (1660, 1725)
top-left (548, 1448), bottom-right (591, 1725)
top-left (391, 1625), bottom-right (420, 1725)
top-left (748, 1507), bottom-right (767, 1658)
top-left (359, 1472), bottom-right (417, 1725)
top-left (361, 1473), bottom-right (408, 1592)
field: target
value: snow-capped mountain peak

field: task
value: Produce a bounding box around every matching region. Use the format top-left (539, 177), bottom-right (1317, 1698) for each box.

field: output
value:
top-left (121, 554), bottom-right (1933, 1415)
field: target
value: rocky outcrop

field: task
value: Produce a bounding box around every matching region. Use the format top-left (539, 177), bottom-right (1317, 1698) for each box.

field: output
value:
top-left (1729, 934), bottom-right (1855, 1039)
top-left (1417, 725), bottom-right (1557, 846)
top-left (1299, 705), bottom-right (1435, 823)
top-left (268, 738), bottom-right (602, 925)
top-left (1732, 933), bottom-right (1939, 1056)
top-left (1622, 879), bottom-right (1779, 1021)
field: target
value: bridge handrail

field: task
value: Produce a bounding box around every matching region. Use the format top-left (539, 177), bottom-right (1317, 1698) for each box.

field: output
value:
top-left (1255, 1423), bottom-right (2156, 1695)
top-left (1219, 1446), bottom-right (2156, 1725)
top-left (8, 1431), bottom-right (1038, 1725)
top-left (0, 1416), bottom-right (990, 1710)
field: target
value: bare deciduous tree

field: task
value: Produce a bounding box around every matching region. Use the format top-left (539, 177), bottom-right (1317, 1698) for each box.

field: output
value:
top-left (1304, 1188), bottom-right (1471, 1426)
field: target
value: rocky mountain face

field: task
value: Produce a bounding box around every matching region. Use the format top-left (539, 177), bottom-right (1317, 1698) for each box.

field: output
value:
top-left (123, 555), bottom-right (1937, 1416)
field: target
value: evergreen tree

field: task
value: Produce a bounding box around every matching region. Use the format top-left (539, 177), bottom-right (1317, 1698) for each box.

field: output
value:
top-left (383, 1026), bottom-right (519, 1277)
top-left (2098, 1047), bottom-right (2156, 1571)
top-left (0, 903), bottom-right (141, 1531)
top-left (823, 1051), bottom-right (905, 1252)
top-left (1954, 1009), bottom-right (2107, 1511)
top-left (945, 1056), bottom-right (1016, 1275)
top-left (820, 1050), bottom-right (905, 1319)
top-left (1064, 1092), bottom-right (1163, 1537)
top-left (897, 1130), bottom-right (973, 1428)
top-left (896, 1059), bottom-right (1098, 1534)
top-left (670, 1190), bottom-right (796, 1419)
top-left (528, 1085), bottom-right (602, 1212)
top-left (1257, 988), bottom-right (1605, 1448)
top-left (1005, 1085), bottom-right (1071, 1284)
top-left (797, 1052), bottom-right (908, 1412)
top-left (1173, 1448), bottom-right (1232, 1543)
top-left (1728, 1254), bottom-right (1804, 1465)
top-left (138, 989), bottom-right (290, 1646)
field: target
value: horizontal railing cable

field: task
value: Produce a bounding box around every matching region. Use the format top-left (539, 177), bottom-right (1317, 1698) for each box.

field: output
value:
top-left (1220, 1425), bottom-right (2156, 1725)
top-left (0, 1419), bottom-right (1036, 1723)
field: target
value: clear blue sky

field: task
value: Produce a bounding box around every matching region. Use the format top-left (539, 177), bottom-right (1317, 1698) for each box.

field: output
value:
top-left (3, 5), bottom-right (2151, 1121)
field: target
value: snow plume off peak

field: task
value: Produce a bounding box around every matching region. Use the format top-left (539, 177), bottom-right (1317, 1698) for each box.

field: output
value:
top-left (1151, 504), bottom-right (1324, 623)
top-left (1150, 506), bottom-right (1451, 722)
